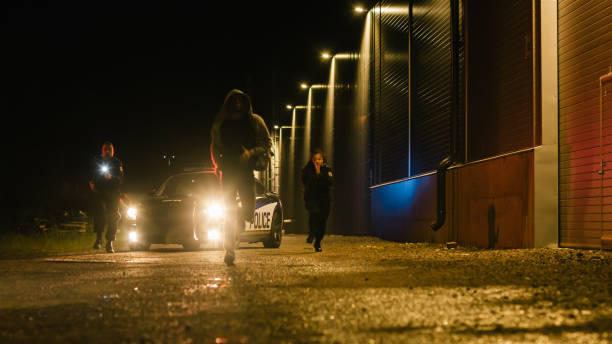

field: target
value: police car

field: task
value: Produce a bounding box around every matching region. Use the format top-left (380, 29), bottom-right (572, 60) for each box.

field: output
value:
top-left (126, 170), bottom-right (283, 251)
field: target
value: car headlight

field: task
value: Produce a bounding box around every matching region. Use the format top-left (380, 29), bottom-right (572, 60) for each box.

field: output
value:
top-left (204, 202), bottom-right (225, 220)
top-left (127, 207), bottom-right (137, 220)
top-left (129, 231), bottom-right (138, 243)
top-left (207, 229), bottom-right (222, 241)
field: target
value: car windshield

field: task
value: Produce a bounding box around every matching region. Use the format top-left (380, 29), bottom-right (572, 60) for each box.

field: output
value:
top-left (157, 173), bottom-right (218, 197)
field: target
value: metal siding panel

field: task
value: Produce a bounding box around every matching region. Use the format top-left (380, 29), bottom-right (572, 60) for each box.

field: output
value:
top-left (558, 0), bottom-right (592, 17)
top-left (374, 5), bottom-right (383, 184)
top-left (560, 171), bottom-right (600, 185)
top-left (372, 0), bottom-right (463, 183)
top-left (602, 82), bottom-right (612, 241)
top-left (559, 112), bottom-right (600, 134)
top-left (559, 100), bottom-right (599, 126)
top-left (411, 0), bottom-right (452, 175)
top-left (559, 47), bottom-right (612, 88)
top-left (558, 0), bottom-right (612, 249)
top-left (558, 1), bottom-right (611, 34)
top-left (372, 1), bottom-right (411, 184)
top-left (466, 0), bottom-right (534, 162)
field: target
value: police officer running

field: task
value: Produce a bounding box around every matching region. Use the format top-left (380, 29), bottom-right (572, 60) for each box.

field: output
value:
top-left (211, 90), bottom-right (272, 266)
top-left (89, 141), bottom-right (124, 253)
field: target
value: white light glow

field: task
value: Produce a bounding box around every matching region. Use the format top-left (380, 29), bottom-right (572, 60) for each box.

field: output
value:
top-left (127, 207), bottom-right (137, 220)
top-left (335, 53), bottom-right (358, 59)
top-left (100, 165), bottom-right (109, 174)
top-left (300, 83), bottom-right (308, 89)
top-left (375, 7), bottom-right (409, 15)
top-left (205, 202), bottom-right (225, 220)
top-left (129, 231), bottom-right (138, 243)
top-left (208, 229), bottom-right (222, 241)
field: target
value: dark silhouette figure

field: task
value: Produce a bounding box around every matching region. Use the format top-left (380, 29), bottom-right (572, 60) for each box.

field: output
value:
top-left (302, 149), bottom-right (333, 252)
top-left (89, 142), bottom-right (124, 253)
top-left (211, 89), bottom-right (272, 265)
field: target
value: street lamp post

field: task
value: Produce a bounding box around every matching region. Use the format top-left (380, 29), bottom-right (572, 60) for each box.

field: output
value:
top-left (300, 84), bottom-right (329, 163)
top-left (276, 103), bottom-right (307, 230)
top-left (276, 105), bottom-right (309, 193)
top-left (162, 154), bottom-right (176, 167)
top-left (320, 52), bottom-right (358, 165)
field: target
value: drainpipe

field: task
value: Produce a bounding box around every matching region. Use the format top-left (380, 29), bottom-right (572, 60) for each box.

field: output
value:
top-left (431, 156), bottom-right (453, 231)
top-left (431, 0), bottom-right (460, 231)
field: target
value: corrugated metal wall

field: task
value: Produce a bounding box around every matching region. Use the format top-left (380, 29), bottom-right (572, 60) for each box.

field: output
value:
top-left (456, 0), bottom-right (465, 162)
top-left (603, 79), bottom-right (612, 247)
top-left (330, 62), bottom-right (360, 235)
top-left (372, 0), bottom-right (454, 184)
top-left (466, 0), bottom-right (533, 162)
top-left (373, 1), bottom-right (411, 184)
top-left (558, 0), bottom-right (612, 249)
top-left (411, 0), bottom-right (452, 175)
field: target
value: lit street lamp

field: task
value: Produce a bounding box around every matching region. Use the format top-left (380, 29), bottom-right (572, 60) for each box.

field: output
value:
top-left (163, 154), bottom-right (176, 167)
top-left (277, 104), bottom-right (308, 223)
top-left (320, 52), bottom-right (358, 165)
top-left (354, 5), bottom-right (409, 15)
top-left (299, 84), bottom-right (330, 162)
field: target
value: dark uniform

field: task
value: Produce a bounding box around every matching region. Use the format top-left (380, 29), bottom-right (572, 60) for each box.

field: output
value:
top-left (90, 155), bottom-right (124, 246)
top-left (302, 161), bottom-right (333, 250)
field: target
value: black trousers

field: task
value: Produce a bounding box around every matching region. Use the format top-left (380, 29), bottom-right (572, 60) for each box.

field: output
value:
top-left (222, 170), bottom-right (255, 252)
top-left (92, 192), bottom-right (121, 241)
top-left (307, 204), bottom-right (329, 247)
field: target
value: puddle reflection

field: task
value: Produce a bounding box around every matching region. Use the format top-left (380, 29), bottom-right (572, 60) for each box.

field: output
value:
top-left (183, 276), bottom-right (232, 295)
top-left (214, 336), bottom-right (247, 344)
top-left (206, 277), bottom-right (231, 290)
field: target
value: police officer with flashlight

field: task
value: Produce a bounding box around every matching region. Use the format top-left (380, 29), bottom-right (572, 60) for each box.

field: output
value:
top-left (89, 141), bottom-right (124, 253)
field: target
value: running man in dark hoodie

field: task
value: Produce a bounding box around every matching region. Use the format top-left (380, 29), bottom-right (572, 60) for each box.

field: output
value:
top-left (211, 89), bottom-right (272, 266)
top-left (302, 148), bottom-right (333, 252)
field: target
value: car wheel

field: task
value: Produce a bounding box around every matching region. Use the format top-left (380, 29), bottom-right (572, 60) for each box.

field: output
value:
top-left (263, 210), bottom-right (282, 248)
top-left (182, 238), bottom-right (201, 251)
top-left (129, 241), bottom-right (151, 251)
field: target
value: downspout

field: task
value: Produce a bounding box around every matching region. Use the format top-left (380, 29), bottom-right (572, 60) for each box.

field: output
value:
top-left (431, 0), bottom-right (460, 231)
top-left (431, 156), bottom-right (453, 231)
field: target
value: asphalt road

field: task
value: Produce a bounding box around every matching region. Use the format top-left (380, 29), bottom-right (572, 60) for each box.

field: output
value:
top-left (1, 235), bottom-right (611, 343)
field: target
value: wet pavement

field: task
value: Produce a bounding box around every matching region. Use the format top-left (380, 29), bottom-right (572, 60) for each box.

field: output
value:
top-left (0, 235), bottom-right (611, 343)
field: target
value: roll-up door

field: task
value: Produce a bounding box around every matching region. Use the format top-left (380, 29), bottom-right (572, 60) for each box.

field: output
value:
top-left (466, 0), bottom-right (534, 162)
top-left (411, 0), bottom-right (452, 175)
top-left (558, 0), bottom-right (612, 249)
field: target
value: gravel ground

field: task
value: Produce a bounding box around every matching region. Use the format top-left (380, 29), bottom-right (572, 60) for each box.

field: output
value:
top-left (0, 234), bottom-right (610, 343)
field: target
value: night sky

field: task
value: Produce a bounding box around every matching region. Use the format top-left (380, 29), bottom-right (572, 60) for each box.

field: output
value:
top-left (3, 0), bottom-right (372, 221)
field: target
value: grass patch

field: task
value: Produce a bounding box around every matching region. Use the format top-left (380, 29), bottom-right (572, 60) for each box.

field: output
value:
top-left (0, 230), bottom-right (130, 260)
